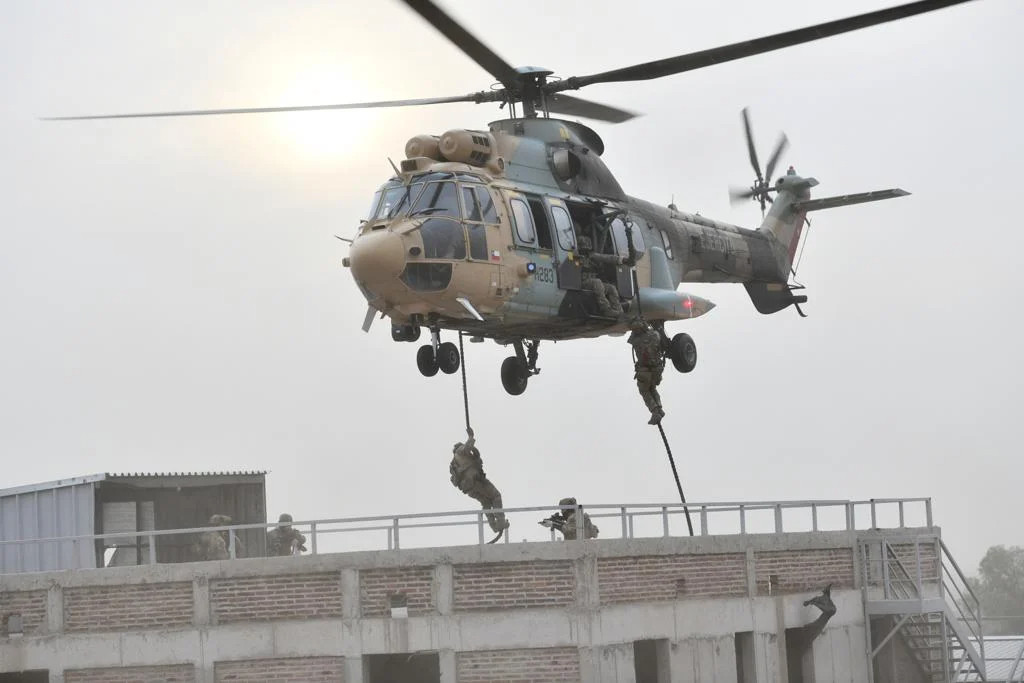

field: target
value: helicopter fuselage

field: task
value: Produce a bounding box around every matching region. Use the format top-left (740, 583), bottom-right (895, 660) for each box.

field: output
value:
top-left (346, 117), bottom-right (807, 343)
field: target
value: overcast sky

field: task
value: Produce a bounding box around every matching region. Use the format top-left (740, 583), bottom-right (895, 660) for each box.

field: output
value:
top-left (1, 0), bottom-right (1020, 571)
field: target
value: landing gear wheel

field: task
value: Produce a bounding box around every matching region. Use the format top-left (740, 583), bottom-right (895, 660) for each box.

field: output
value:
top-left (669, 333), bottom-right (697, 373)
top-left (437, 341), bottom-right (461, 374)
top-left (500, 356), bottom-right (529, 396)
top-left (416, 344), bottom-right (439, 377)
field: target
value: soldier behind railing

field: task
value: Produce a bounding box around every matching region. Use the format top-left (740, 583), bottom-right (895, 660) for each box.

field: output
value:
top-left (266, 513), bottom-right (307, 556)
top-left (540, 497), bottom-right (599, 540)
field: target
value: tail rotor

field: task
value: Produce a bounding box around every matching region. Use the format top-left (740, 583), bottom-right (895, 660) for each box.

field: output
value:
top-left (729, 108), bottom-right (788, 216)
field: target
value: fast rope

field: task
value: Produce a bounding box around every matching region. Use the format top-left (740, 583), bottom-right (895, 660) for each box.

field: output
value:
top-left (457, 331), bottom-right (502, 544)
top-left (657, 422), bottom-right (694, 537)
top-left (458, 331), bottom-right (470, 432)
top-left (628, 252), bottom-right (694, 537)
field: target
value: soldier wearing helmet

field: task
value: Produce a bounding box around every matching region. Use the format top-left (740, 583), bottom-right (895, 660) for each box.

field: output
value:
top-left (193, 513), bottom-right (244, 561)
top-left (267, 512), bottom-right (307, 556)
top-left (540, 497), bottom-right (599, 540)
top-left (449, 427), bottom-right (509, 536)
top-left (628, 317), bottom-right (666, 425)
top-left (576, 234), bottom-right (624, 317)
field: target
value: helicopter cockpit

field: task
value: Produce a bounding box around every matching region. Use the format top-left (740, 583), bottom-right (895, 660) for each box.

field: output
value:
top-left (362, 172), bottom-right (499, 292)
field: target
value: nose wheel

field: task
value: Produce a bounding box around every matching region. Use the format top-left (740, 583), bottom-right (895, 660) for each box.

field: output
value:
top-left (416, 329), bottom-right (461, 378)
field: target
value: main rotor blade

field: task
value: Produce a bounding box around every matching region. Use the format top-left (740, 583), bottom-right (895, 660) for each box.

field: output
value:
top-left (546, 94), bottom-right (638, 123)
top-left (555, 0), bottom-right (974, 90)
top-left (764, 133), bottom-right (789, 184)
top-left (40, 93), bottom-right (490, 121)
top-left (401, 0), bottom-right (521, 89)
top-left (741, 108), bottom-right (762, 183)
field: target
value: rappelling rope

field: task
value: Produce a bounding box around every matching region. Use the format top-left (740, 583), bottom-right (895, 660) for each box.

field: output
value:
top-left (458, 331), bottom-right (470, 432)
top-left (458, 331), bottom-right (503, 544)
top-left (657, 422), bottom-right (694, 537)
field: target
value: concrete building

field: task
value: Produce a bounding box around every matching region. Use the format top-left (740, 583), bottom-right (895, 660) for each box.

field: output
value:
top-left (0, 498), bottom-right (988, 682)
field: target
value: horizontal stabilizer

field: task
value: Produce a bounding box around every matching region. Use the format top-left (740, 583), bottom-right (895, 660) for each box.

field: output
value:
top-left (793, 188), bottom-right (909, 212)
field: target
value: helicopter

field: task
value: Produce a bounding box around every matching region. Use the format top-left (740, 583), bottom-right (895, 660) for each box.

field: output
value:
top-left (48, 0), bottom-right (971, 396)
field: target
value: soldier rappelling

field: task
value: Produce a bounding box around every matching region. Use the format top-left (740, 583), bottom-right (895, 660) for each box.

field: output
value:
top-left (628, 318), bottom-right (666, 425)
top-left (449, 427), bottom-right (509, 540)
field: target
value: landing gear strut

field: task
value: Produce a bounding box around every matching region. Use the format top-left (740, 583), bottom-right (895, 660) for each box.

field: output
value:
top-left (416, 326), bottom-right (461, 377)
top-left (500, 339), bottom-right (541, 396)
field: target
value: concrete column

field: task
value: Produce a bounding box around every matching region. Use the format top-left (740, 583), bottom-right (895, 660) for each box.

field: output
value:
top-left (593, 642), bottom-right (636, 682)
top-left (439, 648), bottom-right (456, 683)
top-left (344, 655), bottom-right (365, 683)
top-left (745, 548), bottom-right (757, 597)
top-left (193, 575), bottom-right (210, 627)
top-left (46, 583), bottom-right (63, 634)
top-left (435, 564), bottom-right (453, 616)
top-left (341, 568), bottom-right (360, 619)
top-left (575, 555), bottom-right (599, 609)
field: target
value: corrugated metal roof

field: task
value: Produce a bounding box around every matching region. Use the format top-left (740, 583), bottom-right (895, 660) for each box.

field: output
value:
top-left (956, 636), bottom-right (1024, 682)
top-left (0, 471), bottom-right (268, 497)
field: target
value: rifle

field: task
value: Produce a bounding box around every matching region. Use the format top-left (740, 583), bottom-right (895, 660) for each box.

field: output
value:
top-left (538, 514), bottom-right (567, 532)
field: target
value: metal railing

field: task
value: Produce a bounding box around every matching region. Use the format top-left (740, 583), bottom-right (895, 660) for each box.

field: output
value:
top-left (0, 497), bottom-right (933, 573)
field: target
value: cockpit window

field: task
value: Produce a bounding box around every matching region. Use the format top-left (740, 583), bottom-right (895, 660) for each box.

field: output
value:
top-left (366, 190), bottom-right (383, 220)
top-left (419, 218), bottom-right (466, 259)
top-left (411, 182), bottom-right (461, 219)
top-left (373, 183), bottom-right (424, 220)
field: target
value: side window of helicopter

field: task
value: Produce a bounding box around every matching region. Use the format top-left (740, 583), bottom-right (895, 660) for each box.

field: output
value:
top-left (509, 198), bottom-right (537, 246)
top-left (609, 217), bottom-right (633, 258)
top-left (460, 185), bottom-right (490, 261)
top-left (411, 181), bottom-right (461, 219)
top-left (658, 228), bottom-right (674, 259)
top-left (550, 206), bottom-right (576, 251)
top-left (627, 216), bottom-right (646, 257)
top-left (528, 197), bottom-right (553, 250)
top-left (475, 186), bottom-right (498, 223)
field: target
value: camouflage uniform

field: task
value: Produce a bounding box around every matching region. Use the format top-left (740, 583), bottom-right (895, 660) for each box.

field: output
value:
top-left (450, 429), bottom-right (508, 534)
top-left (556, 497), bottom-right (599, 540)
top-left (193, 514), bottom-right (234, 561)
top-left (576, 235), bottom-right (624, 317)
top-left (628, 319), bottom-right (666, 424)
top-left (266, 513), bottom-right (307, 556)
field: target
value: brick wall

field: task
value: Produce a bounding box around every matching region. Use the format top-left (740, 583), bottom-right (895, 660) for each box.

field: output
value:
top-left (754, 548), bottom-right (855, 595)
top-left (890, 541), bottom-right (940, 581)
top-left (597, 553), bottom-right (747, 604)
top-left (65, 664), bottom-right (195, 682)
top-left (457, 647), bottom-right (580, 682)
top-left (454, 561), bottom-right (574, 612)
top-left (0, 589), bottom-right (47, 636)
top-left (210, 573), bottom-right (342, 624)
top-left (360, 566), bottom-right (434, 617)
top-left (64, 582), bottom-right (193, 632)
top-left (214, 657), bottom-right (344, 682)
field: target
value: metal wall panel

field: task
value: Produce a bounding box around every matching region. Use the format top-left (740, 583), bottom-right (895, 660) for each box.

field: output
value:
top-left (0, 482), bottom-right (96, 573)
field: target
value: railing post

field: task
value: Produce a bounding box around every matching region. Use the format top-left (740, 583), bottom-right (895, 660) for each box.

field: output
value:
top-left (392, 517), bottom-right (401, 550)
top-left (310, 522), bottom-right (318, 555)
top-left (870, 499), bottom-right (877, 529)
top-left (578, 506), bottom-right (586, 541)
top-left (620, 507), bottom-right (628, 539)
top-left (845, 503), bottom-right (854, 531)
top-left (699, 506), bottom-right (708, 536)
top-left (148, 534), bottom-right (156, 565)
top-left (898, 500), bottom-right (905, 528)
top-left (925, 498), bottom-right (933, 528)
top-left (228, 529), bottom-right (237, 559)
top-left (661, 506), bottom-right (669, 537)
top-left (387, 527), bottom-right (393, 550)
top-left (739, 505), bottom-right (746, 535)
top-left (811, 504), bottom-right (818, 531)
top-left (774, 504), bottom-right (783, 534)
top-left (627, 514), bottom-right (634, 539)
top-left (477, 512), bottom-right (485, 546)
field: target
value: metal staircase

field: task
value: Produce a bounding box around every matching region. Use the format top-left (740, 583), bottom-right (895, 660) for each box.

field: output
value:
top-left (863, 536), bottom-right (987, 682)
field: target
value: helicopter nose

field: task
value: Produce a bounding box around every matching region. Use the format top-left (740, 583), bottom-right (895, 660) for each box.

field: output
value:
top-left (349, 230), bottom-right (406, 287)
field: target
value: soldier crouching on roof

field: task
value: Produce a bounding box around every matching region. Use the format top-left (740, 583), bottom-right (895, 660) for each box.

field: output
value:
top-left (628, 318), bottom-right (666, 425)
top-left (541, 497), bottom-right (599, 540)
top-left (193, 513), bottom-right (244, 561)
top-left (267, 513), bottom-right (307, 556)
top-left (450, 427), bottom-right (509, 535)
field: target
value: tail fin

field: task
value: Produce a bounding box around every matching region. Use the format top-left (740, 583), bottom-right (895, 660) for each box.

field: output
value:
top-left (757, 172), bottom-right (816, 278)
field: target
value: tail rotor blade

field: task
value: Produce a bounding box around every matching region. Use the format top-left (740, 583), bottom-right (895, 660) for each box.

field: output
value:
top-left (741, 108), bottom-right (763, 183)
top-left (730, 186), bottom-right (756, 205)
top-left (764, 133), bottom-right (789, 183)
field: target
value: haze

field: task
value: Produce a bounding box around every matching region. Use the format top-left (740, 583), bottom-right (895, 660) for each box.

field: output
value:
top-left (1, 0), bottom-right (1020, 571)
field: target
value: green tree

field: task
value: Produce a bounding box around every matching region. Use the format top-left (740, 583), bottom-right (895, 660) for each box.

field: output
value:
top-left (971, 545), bottom-right (1024, 635)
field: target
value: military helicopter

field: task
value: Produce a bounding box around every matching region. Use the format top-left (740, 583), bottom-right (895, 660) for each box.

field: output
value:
top-left (48, 0), bottom-right (971, 396)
